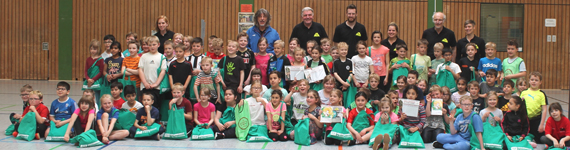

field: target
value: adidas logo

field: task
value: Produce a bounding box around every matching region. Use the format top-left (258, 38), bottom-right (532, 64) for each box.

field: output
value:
top-left (482, 63), bottom-right (498, 68)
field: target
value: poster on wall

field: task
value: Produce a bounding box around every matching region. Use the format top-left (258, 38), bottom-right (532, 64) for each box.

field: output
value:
top-left (238, 12), bottom-right (254, 33)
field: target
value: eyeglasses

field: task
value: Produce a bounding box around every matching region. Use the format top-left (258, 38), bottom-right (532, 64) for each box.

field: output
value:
top-left (56, 88), bottom-right (66, 91)
top-left (29, 98), bottom-right (41, 101)
top-left (20, 94), bottom-right (29, 97)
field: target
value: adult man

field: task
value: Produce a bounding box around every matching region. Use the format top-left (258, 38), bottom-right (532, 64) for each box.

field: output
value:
top-left (333, 4), bottom-right (367, 58)
top-left (422, 12), bottom-right (457, 61)
top-left (456, 20), bottom-right (486, 61)
top-left (246, 8), bottom-right (280, 54)
top-left (289, 7), bottom-right (328, 51)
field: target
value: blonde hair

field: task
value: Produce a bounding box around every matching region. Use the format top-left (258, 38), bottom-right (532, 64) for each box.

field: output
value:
top-left (171, 83), bottom-right (185, 92)
top-left (323, 75), bottom-right (336, 85)
top-left (211, 38), bottom-right (223, 47)
top-left (459, 95), bottom-right (472, 104)
top-left (20, 84), bottom-right (33, 93)
top-left (201, 57), bottom-right (213, 65)
top-left (331, 89), bottom-right (343, 106)
top-left (369, 74), bottom-right (380, 82)
top-left (293, 47), bottom-right (306, 57)
top-left (379, 100), bottom-right (394, 113)
top-left (434, 42), bottom-right (444, 51)
top-left (142, 36), bottom-right (151, 44)
top-left (173, 33), bottom-right (184, 39)
top-left (148, 36), bottom-right (159, 44)
top-left (100, 94), bottom-right (113, 104)
top-left (485, 91), bottom-right (499, 107)
top-left (273, 40), bottom-right (285, 48)
top-left (228, 40), bottom-right (239, 47)
top-left (183, 36), bottom-right (193, 42)
top-left (429, 85), bottom-right (442, 93)
top-left (298, 79), bottom-right (310, 87)
top-left (200, 87), bottom-right (211, 97)
top-left (29, 90), bottom-right (43, 99)
top-left (320, 38), bottom-right (331, 45)
top-left (89, 39), bottom-right (101, 51)
top-left (337, 42), bottom-right (348, 49)
top-left (485, 42), bottom-right (496, 49)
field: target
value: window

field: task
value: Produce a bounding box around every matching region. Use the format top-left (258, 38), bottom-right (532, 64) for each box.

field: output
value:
top-left (480, 4), bottom-right (524, 51)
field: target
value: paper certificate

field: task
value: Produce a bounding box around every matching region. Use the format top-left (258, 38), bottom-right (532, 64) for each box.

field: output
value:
top-left (400, 99), bottom-right (420, 117)
top-left (320, 106), bottom-right (345, 123)
top-left (284, 66), bottom-right (305, 81)
top-left (431, 98), bottom-right (443, 115)
top-left (304, 65), bottom-right (326, 83)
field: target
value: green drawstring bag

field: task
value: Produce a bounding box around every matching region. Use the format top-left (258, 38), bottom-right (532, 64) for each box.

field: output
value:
top-left (235, 100), bottom-right (251, 141)
top-left (134, 123), bottom-right (162, 138)
top-left (164, 105), bottom-right (188, 139)
top-left (310, 82), bottom-right (323, 92)
top-left (5, 124), bottom-right (15, 136)
top-left (219, 107), bottom-right (236, 129)
top-left (327, 119), bottom-right (353, 141)
top-left (436, 61), bottom-right (458, 93)
top-left (391, 59), bottom-right (411, 86)
top-left (294, 118), bottom-right (311, 146)
top-left (157, 55), bottom-right (170, 94)
top-left (191, 124), bottom-right (215, 140)
top-left (246, 125), bottom-right (272, 142)
top-left (45, 121), bottom-right (69, 142)
top-left (352, 109), bottom-right (372, 132)
top-left (342, 76), bottom-right (358, 108)
top-left (16, 112), bottom-right (36, 141)
top-left (115, 109), bottom-right (136, 130)
top-left (547, 146), bottom-right (567, 150)
top-left (504, 135), bottom-right (533, 150)
top-left (188, 76), bottom-right (198, 103)
top-left (68, 129), bottom-right (104, 148)
top-left (481, 113), bottom-right (505, 150)
top-left (118, 69), bottom-right (137, 101)
top-left (99, 78), bottom-right (112, 99)
top-left (398, 125), bottom-right (425, 148)
top-left (82, 57), bottom-right (104, 90)
top-left (369, 114), bottom-right (399, 147)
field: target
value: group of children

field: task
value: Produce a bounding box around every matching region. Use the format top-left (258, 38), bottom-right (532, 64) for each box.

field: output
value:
top-left (7, 25), bottom-right (566, 150)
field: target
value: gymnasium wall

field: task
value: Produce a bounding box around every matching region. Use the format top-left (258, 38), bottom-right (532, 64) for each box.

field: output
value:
top-left (1, 0), bottom-right (568, 89)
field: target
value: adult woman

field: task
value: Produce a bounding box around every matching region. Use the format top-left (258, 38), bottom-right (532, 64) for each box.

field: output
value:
top-left (381, 22), bottom-right (407, 61)
top-left (154, 15), bottom-right (174, 54)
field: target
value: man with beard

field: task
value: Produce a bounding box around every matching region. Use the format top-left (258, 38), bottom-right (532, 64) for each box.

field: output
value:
top-left (289, 7), bottom-right (328, 52)
top-left (246, 8), bottom-right (281, 55)
top-left (333, 4), bottom-right (368, 58)
top-left (421, 12), bottom-right (457, 61)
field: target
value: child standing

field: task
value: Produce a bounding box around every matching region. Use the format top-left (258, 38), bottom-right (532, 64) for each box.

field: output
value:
top-left (429, 43), bottom-right (445, 86)
top-left (47, 82), bottom-right (77, 136)
top-left (480, 91), bottom-right (503, 126)
top-left (212, 89), bottom-right (238, 139)
top-left (435, 48), bottom-right (461, 81)
top-left (121, 85), bottom-right (143, 113)
top-left (218, 40), bottom-right (245, 94)
top-left (255, 37), bottom-right (271, 86)
top-left (168, 83), bottom-right (194, 137)
top-left (121, 41), bottom-right (142, 94)
top-left (236, 33), bottom-right (256, 85)
top-left (168, 44), bottom-right (193, 99)
top-left (320, 38), bottom-right (333, 64)
top-left (369, 31), bottom-right (391, 92)
top-left (457, 43), bottom-right (480, 81)
top-left (163, 41), bottom-right (177, 66)
top-left (122, 32), bottom-right (141, 57)
top-left (138, 36), bottom-right (168, 110)
top-left (389, 44), bottom-right (411, 89)
top-left (478, 42), bottom-right (502, 81)
top-left (104, 41), bottom-right (124, 83)
top-left (501, 96), bottom-right (530, 143)
top-left (327, 46), bottom-right (339, 70)
top-left (12, 90), bottom-right (49, 139)
top-left (193, 57), bottom-right (223, 105)
top-left (347, 91), bottom-right (375, 146)
top-left (332, 42), bottom-right (353, 90)
top-left (265, 90), bottom-right (288, 141)
top-left (183, 36), bottom-right (193, 57)
top-left (521, 72), bottom-right (548, 143)
top-left (84, 40), bottom-right (105, 103)
top-left (286, 38), bottom-right (299, 62)
top-left (434, 96), bottom-right (485, 150)
top-left (194, 88), bottom-right (216, 129)
top-left (262, 71), bottom-right (289, 102)
top-left (323, 89), bottom-right (348, 145)
top-left (423, 85), bottom-right (450, 143)
top-left (468, 81), bottom-right (485, 114)
top-left (515, 77), bottom-right (528, 96)
top-left (63, 96), bottom-right (96, 142)
top-left (110, 82), bottom-right (125, 109)
top-left (540, 102), bottom-right (570, 148)
top-left (129, 93), bottom-right (165, 140)
top-left (351, 41), bottom-right (374, 88)
top-left (96, 95), bottom-right (129, 144)
top-left (186, 37), bottom-right (206, 75)
top-left (268, 40), bottom-right (291, 88)
top-left (411, 39), bottom-right (431, 81)
top-left (501, 40), bottom-right (527, 87)
top-left (207, 38), bottom-right (226, 67)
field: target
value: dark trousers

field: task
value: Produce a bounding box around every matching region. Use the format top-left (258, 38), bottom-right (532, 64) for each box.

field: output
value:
top-left (324, 130), bottom-right (342, 145)
top-left (422, 127), bottom-right (444, 143)
top-left (268, 132), bottom-right (289, 141)
top-left (529, 116), bottom-right (545, 143)
top-left (540, 135), bottom-right (570, 147)
top-left (379, 76), bottom-right (391, 93)
top-left (211, 124), bottom-right (237, 139)
top-left (14, 122), bottom-right (49, 137)
top-left (72, 118), bottom-right (96, 136)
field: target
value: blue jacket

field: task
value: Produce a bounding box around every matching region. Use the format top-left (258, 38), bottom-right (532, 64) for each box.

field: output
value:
top-left (246, 25), bottom-right (280, 54)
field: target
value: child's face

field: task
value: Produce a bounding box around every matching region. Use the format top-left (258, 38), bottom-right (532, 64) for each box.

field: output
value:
top-left (372, 33), bottom-right (382, 44)
top-left (175, 48), bottom-right (185, 59)
top-left (274, 45), bottom-right (283, 56)
top-left (294, 51), bottom-right (304, 62)
top-left (174, 36), bottom-right (183, 45)
top-left (80, 102), bottom-right (90, 111)
top-left (443, 52), bottom-right (453, 61)
top-left (192, 43), bottom-right (202, 54)
top-left (460, 100), bottom-right (473, 114)
top-left (339, 48), bottom-right (348, 57)
top-left (517, 82), bottom-right (528, 92)
top-left (417, 82), bottom-right (427, 92)
top-left (433, 49), bottom-right (442, 58)
top-left (397, 48), bottom-right (407, 58)
top-left (369, 78), bottom-right (379, 89)
top-left (212, 46), bottom-right (223, 55)
top-left (306, 93), bottom-right (318, 106)
top-left (431, 91), bottom-right (442, 99)
top-left (142, 42), bottom-right (150, 53)
top-left (389, 93), bottom-right (399, 104)
top-left (324, 80), bottom-right (335, 91)
top-left (269, 74), bottom-right (280, 86)
top-left (396, 79), bottom-right (406, 90)
top-left (306, 43), bottom-right (315, 52)
top-left (310, 49), bottom-right (321, 60)
top-left (104, 39), bottom-right (113, 50)
top-left (200, 91), bottom-right (210, 102)
top-left (357, 44), bottom-right (367, 56)
top-left (225, 91), bottom-right (236, 103)
top-left (298, 82), bottom-right (308, 93)
top-left (238, 37), bottom-right (248, 49)
top-left (380, 105), bottom-right (390, 113)
top-left (28, 94), bottom-right (42, 107)
top-left (252, 74), bottom-right (261, 81)
top-left (129, 44), bottom-right (138, 57)
top-left (469, 85), bottom-right (479, 95)
top-left (20, 91), bottom-right (30, 101)
top-left (141, 95), bottom-right (154, 106)
top-left (508, 98), bottom-right (519, 111)
top-left (183, 39), bottom-right (191, 49)
top-left (200, 62), bottom-right (212, 73)
top-left (102, 99), bottom-right (113, 111)
top-left (529, 75), bottom-right (541, 89)
top-left (270, 94), bottom-right (281, 106)
top-left (406, 90), bottom-right (417, 100)
top-left (417, 44), bottom-right (427, 55)
top-left (227, 43), bottom-right (238, 55)
top-left (550, 109), bottom-right (562, 120)
top-left (111, 45), bottom-right (120, 56)
top-left (466, 46), bottom-right (477, 58)
top-left (330, 94), bottom-right (341, 106)
top-left (171, 89), bottom-right (184, 99)
top-left (149, 41), bottom-right (159, 53)
top-left (289, 41), bottom-right (298, 52)
top-left (457, 80), bottom-right (467, 92)
top-left (111, 87), bottom-right (122, 98)
top-left (125, 94), bottom-right (136, 103)
top-left (486, 75), bottom-right (496, 85)
top-left (90, 47), bottom-right (99, 56)
top-left (83, 92), bottom-right (93, 98)
top-left (56, 86), bottom-right (69, 97)
top-left (208, 40), bottom-right (214, 51)
top-left (250, 85), bottom-right (262, 97)
top-left (485, 47), bottom-right (496, 57)
top-left (258, 42), bottom-right (267, 53)
top-left (407, 74), bottom-right (417, 85)
top-left (321, 42), bottom-right (331, 53)
top-left (442, 91), bottom-right (450, 101)
top-left (487, 95), bottom-right (498, 108)
top-left (355, 96), bottom-right (367, 109)
top-left (503, 84), bottom-right (513, 95)
top-left (506, 45), bottom-right (517, 58)
top-left (331, 49), bottom-right (339, 59)
top-left (164, 45), bottom-right (174, 56)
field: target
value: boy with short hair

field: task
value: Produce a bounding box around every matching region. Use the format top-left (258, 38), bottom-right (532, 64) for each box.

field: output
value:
top-left (138, 36), bottom-right (168, 110)
top-left (458, 43), bottom-right (480, 82)
top-left (498, 80), bottom-right (515, 113)
top-left (468, 81), bottom-right (485, 114)
top-left (110, 82), bottom-right (125, 109)
top-left (102, 34), bottom-right (122, 59)
top-left (187, 37), bottom-right (206, 75)
top-left (478, 42), bottom-right (502, 81)
top-left (411, 39), bottom-right (431, 81)
top-left (521, 71), bottom-right (549, 143)
top-left (479, 69), bottom-right (503, 98)
top-left (407, 70), bottom-right (424, 98)
top-left (12, 90), bottom-right (50, 139)
top-left (332, 42), bottom-right (353, 90)
top-left (121, 85), bottom-right (143, 113)
top-left (206, 35), bottom-right (218, 56)
top-left (208, 38), bottom-right (227, 68)
top-left (130, 93), bottom-right (165, 140)
top-left (123, 32), bottom-right (142, 57)
top-left (163, 40), bottom-right (177, 66)
top-left (218, 40), bottom-right (245, 94)
top-left (429, 42), bottom-right (445, 86)
top-left (168, 83), bottom-right (194, 136)
top-left (236, 33), bottom-right (256, 85)
top-left (169, 44), bottom-right (193, 98)
top-left (320, 38), bottom-right (333, 64)
top-left (47, 81), bottom-right (77, 136)
top-left (435, 48), bottom-right (461, 80)
top-left (434, 96), bottom-right (484, 150)
top-left (121, 41), bottom-right (142, 93)
top-left (267, 40), bottom-right (292, 88)
top-left (501, 40), bottom-right (526, 86)
top-left (10, 84), bottom-right (33, 123)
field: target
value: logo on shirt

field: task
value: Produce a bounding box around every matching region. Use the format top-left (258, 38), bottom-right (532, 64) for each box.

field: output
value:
top-left (314, 33), bottom-right (320, 37)
top-left (482, 63), bottom-right (498, 68)
top-left (475, 45), bottom-right (479, 50)
top-left (150, 60), bottom-right (155, 64)
top-left (226, 62), bottom-right (235, 75)
top-left (356, 32), bottom-right (361, 37)
top-left (442, 38), bottom-right (448, 43)
top-left (393, 48), bottom-right (397, 51)
top-left (346, 66), bottom-right (351, 70)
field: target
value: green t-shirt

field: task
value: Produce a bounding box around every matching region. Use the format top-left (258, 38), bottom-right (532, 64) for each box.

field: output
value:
top-left (429, 58), bottom-right (445, 85)
top-left (322, 54), bottom-right (333, 64)
top-left (411, 54), bottom-right (432, 81)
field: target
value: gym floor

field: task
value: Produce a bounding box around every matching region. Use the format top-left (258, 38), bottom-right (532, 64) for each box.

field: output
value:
top-left (1, 80), bottom-right (563, 150)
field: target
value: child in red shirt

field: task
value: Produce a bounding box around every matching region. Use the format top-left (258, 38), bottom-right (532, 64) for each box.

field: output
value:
top-left (541, 102), bottom-right (570, 148)
top-left (110, 82), bottom-right (125, 109)
top-left (347, 91), bottom-right (375, 146)
top-left (12, 90), bottom-right (50, 139)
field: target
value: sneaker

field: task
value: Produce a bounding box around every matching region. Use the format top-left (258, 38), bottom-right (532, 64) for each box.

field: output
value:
top-left (433, 141), bottom-right (444, 148)
top-left (372, 134), bottom-right (383, 150)
top-left (347, 140), bottom-right (356, 146)
top-left (215, 133), bottom-right (224, 140)
top-left (529, 141), bottom-right (537, 148)
top-left (35, 133), bottom-right (40, 140)
top-left (12, 131), bottom-right (18, 137)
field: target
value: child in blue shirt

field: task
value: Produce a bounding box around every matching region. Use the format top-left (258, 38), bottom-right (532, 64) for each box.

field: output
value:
top-left (478, 42), bottom-right (502, 81)
top-left (46, 81), bottom-right (77, 135)
top-left (434, 95), bottom-right (484, 150)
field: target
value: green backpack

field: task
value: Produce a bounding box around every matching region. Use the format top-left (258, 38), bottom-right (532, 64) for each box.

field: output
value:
top-left (398, 125), bottom-right (425, 148)
top-left (481, 113), bottom-right (505, 150)
top-left (163, 105), bottom-right (188, 139)
top-left (115, 109), bottom-right (136, 130)
top-left (16, 112), bottom-right (36, 141)
top-left (235, 100), bottom-right (251, 141)
top-left (327, 119), bottom-right (353, 141)
top-left (82, 57), bottom-right (104, 90)
top-left (45, 121), bottom-right (69, 142)
top-left (352, 109), bottom-right (372, 132)
top-left (294, 118), bottom-right (311, 146)
top-left (5, 124), bottom-right (15, 136)
top-left (342, 75), bottom-right (358, 108)
top-left (118, 69), bottom-right (137, 101)
top-left (504, 134), bottom-right (534, 150)
top-left (369, 114), bottom-right (399, 147)
top-left (391, 59), bottom-right (410, 86)
top-left (68, 129), bottom-right (104, 148)
top-left (191, 124), bottom-right (215, 140)
top-left (157, 55), bottom-right (170, 94)
top-left (436, 61), bottom-right (458, 93)
top-left (246, 125), bottom-right (272, 142)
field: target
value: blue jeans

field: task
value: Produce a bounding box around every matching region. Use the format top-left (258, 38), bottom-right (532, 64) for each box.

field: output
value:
top-left (436, 133), bottom-right (470, 150)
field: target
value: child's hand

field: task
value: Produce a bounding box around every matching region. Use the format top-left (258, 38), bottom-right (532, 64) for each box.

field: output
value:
top-left (507, 135), bottom-right (513, 142)
top-left (204, 124), bottom-right (210, 129)
top-left (139, 126), bottom-right (148, 130)
top-left (64, 134), bottom-right (70, 142)
top-left (483, 112), bottom-right (491, 119)
top-left (559, 140), bottom-right (565, 147)
top-left (144, 83), bottom-right (152, 89)
top-left (277, 130), bottom-right (284, 135)
top-left (270, 129), bottom-right (278, 133)
top-left (237, 86), bottom-right (243, 93)
top-left (255, 97), bottom-right (264, 103)
top-left (102, 136), bottom-right (109, 144)
top-left (315, 80), bottom-right (321, 84)
top-left (223, 122), bottom-right (234, 128)
top-left (354, 133), bottom-right (363, 142)
top-left (554, 141), bottom-right (561, 148)
top-left (216, 98), bottom-right (222, 104)
top-left (539, 124), bottom-right (545, 133)
top-left (216, 123), bottom-right (225, 131)
top-left (359, 130), bottom-right (367, 136)
top-left (106, 74), bottom-right (113, 81)
top-left (383, 78), bottom-right (388, 85)
top-left (518, 136), bottom-right (524, 142)
top-left (426, 94), bottom-right (432, 103)
top-left (480, 72), bottom-right (486, 77)
top-left (493, 116), bottom-right (501, 122)
top-left (29, 106), bottom-right (37, 112)
top-left (442, 108), bottom-right (448, 115)
top-left (408, 127), bottom-right (418, 133)
top-left (192, 70), bottom-right (200, 76)
top-left (445, 66), bottom-right (453, 72)
top-left (308, 113), bottom-right (316, 120)
top-left (342, 82), bottom-right (351, 88)
top-left (448, 116), bottom-right (456, 124)
top-left (400, 113), bottom-right (407, 120)
top-left (145, 105), bottom-right (152, 112)
top-left (392, 64), bottom-right (401, 69)
top-left (87, 79), bottom-right (94, 86)
top-left (56, 121), bottom-right (66, 128)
